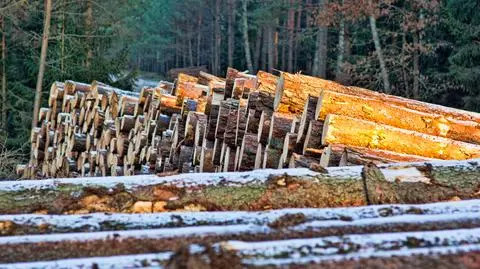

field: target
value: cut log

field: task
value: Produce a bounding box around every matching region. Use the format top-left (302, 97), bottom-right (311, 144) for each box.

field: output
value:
top-left (238, 133), bottom-right (259, 171)
top-left (257, 111), bottom-right (271, 145)
top-left (303, 120), bottom-right (324, 154)
top-left (224, 108), bottom-right (239, 147)
top-left (279, 132), bottom-right (298, 166)
top-left (274, 72), bottom-right (326, 114)
top-left (235, 108), bottom-right (247, 146)
top-left (317, 90), bottom-right (480, 144)
top-left (294, 72), bottom-right (480, 123)
top-left (297, 95), bottom-right (318, 144)
top-left (322, 114), bottom-right (480, 160)
top-left (157, 81), bottom-right (175, 95)
top-left (262, 144), bottom-right (282, 169)
top-left (224, 68), bottom-right (258, 99)
top-left (215, 100), bottom-right (238, 139)
top-left (120, 96), bottom-right (138, 116)
top-left (160, 94), bottom-right (182, 115)
top-left (339, 145), bottom-right (437, 166)
top-left (64, 80), bottom-right (91, 95)
top-left (268, 112), bottom-right (296, 150)
top-left (206, 104), bottom-right (219, 141)
top-left (288, 152), bottom-right (318, 168)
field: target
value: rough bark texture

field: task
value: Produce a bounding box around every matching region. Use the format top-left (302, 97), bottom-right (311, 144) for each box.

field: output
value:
top-left (339, 145), bottom-right (436, 166)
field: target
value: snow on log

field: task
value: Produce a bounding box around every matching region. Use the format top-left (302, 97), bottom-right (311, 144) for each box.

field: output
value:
top-left (2, 159), bottom-right (480, 214)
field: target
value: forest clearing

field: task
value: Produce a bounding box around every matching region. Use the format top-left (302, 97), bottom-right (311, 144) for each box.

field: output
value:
top-left (1, 0), bottom-right (480, 268)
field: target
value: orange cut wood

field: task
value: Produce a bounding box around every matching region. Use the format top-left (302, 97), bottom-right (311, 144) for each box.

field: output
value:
top-left (294, 73), bottom-right (480, 123)
top-left (322, 114), bottom-right (480, 160)
top-left (317, 90), bottom-right (480, 144)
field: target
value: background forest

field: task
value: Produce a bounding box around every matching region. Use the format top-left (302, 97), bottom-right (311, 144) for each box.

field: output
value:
top-left (0, 0), bottom-right (479, 173)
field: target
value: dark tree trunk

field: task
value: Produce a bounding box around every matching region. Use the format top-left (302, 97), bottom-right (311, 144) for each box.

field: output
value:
top-left (253, 28), bottom-right (262, 72)
top-left (227, 0), bottom-right (236, 67)
top-left (293, 0), bottom-right (302, 71)
top-left (32, 0), bottom-right (53, 129)
top-left (214, 0), bottom-right (222, 74)
top-left (0, 16), bottom-right (6, 134)
top-left (197, 9), bottom-right (203, 66)
top-left (369, 15), bottom-right (391, 93)
top-left (267, 25), bottom-right (274, 72)
top-left (85, 0), bottom-right (93, 68)
top-left (241, 0), bottom-right (254, 72)
top-left (412, 32), bottom-right (420, 99)
top-left (287, 0), bottom-right (295, 72)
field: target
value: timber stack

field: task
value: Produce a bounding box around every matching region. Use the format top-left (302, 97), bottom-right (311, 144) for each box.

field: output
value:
top-left (18, 67), bottom-right (480, 178)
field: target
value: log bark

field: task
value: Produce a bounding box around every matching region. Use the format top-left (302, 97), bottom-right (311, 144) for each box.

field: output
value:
top-left (339, 145), bottom-right (436, 166)
top-left (322, 114), bottom-right (480, 160)
top-left (238, 133), bottom-right (259, 171)
top-left (303, 120), bottom-right (324, 154)
top-left (268, 112), bottom-right (295, 150)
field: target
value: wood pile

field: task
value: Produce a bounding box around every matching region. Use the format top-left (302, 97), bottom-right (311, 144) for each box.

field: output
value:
top-left (1, 160), bottom-right (480, 266)
top-left (19, 68), bottom-right (480, 178)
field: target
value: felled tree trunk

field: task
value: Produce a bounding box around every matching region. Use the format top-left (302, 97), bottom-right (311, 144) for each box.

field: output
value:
top-left (4, 159), bottom-right (480, 214)
top-left (293, 72), bottom-right (480, 123)
top-left (322, 114), bottom-right (480, 160)
top-left (317, 90), bottom-right (480, 144)
top-left (338, 145), bottom-right (436, 166)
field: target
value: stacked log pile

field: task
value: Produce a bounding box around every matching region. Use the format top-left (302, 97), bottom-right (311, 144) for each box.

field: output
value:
top-left (19, 68), bottom-right (480, 178)
top-left (2, 160), bottom-right (480, 267)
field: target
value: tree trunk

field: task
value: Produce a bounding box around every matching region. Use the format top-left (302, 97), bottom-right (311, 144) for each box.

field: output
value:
top-left (214, 0), bottom-right (221, 75)
top-left (401, 32), bottom-right (410, 97)
top-left (253, 28), bottom-right (262, 71)
top-left (32, 0), bottom-right (53, 129)
top-left (412, 32), bottom-right (420, 99)
top-left (293, 0), bottom-right (302, 71)
top-left (274, 19), bottom-right (279, 69)
top-left (260, 26), bottom-right (267, 71)
top-left (188, 29), bottom-right (194, 67)
top-left (227, 0), bottom-right (236, 67)
top-left (281, 20), bottom-right (287, 71)
top-left (335, 3), bottom-right (345, 81)
top-left (60, 1), bottom-right (65, 74)
top-left (369, 15), bottom-right (390, 93)
top-left (197, 9), bottom-right (202, 67)
top-left (287, 0), bottom-right (295, 72)
top-left (311, 0), bottom-right (327, 78)
top-left (85, 0), bottom-right (93, 68)
top-left (242, 0), bottom-right (254, 73)
top-left (267, 25), bottom-right (274, 72)
top-left (0, 16), bottom-right (6, 134)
